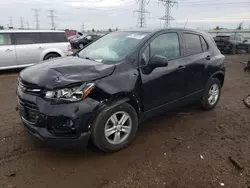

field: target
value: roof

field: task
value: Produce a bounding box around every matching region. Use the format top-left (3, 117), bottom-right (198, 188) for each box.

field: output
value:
top-left (0, 30), bottom-right (65, 33)
top-left (119, 27), bottom-right (208, 34)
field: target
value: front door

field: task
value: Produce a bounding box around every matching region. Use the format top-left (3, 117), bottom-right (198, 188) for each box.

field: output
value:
top-left (13, 33), bottom-right (45, 66)
top-left (0, 33), bottom-right (17, 69)
top-left (140, 32), bottom-right (186, 111)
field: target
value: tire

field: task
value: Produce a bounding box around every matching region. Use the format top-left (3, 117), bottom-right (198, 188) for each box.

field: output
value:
top-left (243, 95), bottom-right (250, 108)
top-left (44, 53), bottom-right (60, 60)
top-left (91, 102), bottom-right (138, 152)
top-left (201, 78), bottom-right (221, 110)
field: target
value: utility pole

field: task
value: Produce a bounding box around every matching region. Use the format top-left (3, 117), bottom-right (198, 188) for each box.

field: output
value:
top-left (48, 9), bottom-right (56, 30)
top-left (20, 17), bottom-right (24, 29)
top-left (134, 0), bottom-right (150, 28)
top-left (9, 16), bottom-right (13, 28)
top-left (159, 0), bottom-right (177, 27)
top-left (32, 9), bottom-right (40, 29)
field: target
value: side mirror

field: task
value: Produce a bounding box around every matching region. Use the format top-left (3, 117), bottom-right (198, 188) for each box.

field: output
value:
top-left (142, 55), bottom-right (168, 74)
top-left (149, 55), bottom-right (168, 68)
top-left (243, 39), bottom-right (248, 43)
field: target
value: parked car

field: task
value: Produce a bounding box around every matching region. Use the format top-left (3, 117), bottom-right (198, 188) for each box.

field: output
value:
top-left (214, 34), bottom-right (250, 54)
top-left (0, 30), bottom-right (72, 70)
top-left (70, 34), bottom-right (100, 49)
top-left (17, 28), bottom-right (225, 152)
top-left (68, 35), bottom-right (79, 42)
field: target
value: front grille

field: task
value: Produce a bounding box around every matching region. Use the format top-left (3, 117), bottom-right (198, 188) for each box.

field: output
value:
top-left (18, 97), bottom-right (43, 126)
top-left (19, 79), bottom-right (42, 96)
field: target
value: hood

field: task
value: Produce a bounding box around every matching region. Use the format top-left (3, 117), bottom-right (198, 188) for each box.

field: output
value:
top-left (20, 56), bottom-right (116, 89)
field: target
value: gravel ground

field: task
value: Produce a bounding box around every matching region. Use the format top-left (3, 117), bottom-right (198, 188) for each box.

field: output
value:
top-left (0, 54), bottom-right (249, 188)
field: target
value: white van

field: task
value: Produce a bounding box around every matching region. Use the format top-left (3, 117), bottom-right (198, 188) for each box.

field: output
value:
top-left (0, 30), bottom-right (72, 70)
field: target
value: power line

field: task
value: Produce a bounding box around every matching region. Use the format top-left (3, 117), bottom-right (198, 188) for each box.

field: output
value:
top-left (159, 0), bottom-right (178, 27)
top-left (134, 0), bottom-right (150, 28)
top-left (20, 17), bottom-right (24, 29)
top-left (32, 9), bottom-right (40, 29)
top-left (48, 9), bottom-right (57, 30)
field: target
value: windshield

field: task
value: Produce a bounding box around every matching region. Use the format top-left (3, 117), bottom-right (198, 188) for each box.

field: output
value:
top-left (78, 31), bottom-right (149, 63)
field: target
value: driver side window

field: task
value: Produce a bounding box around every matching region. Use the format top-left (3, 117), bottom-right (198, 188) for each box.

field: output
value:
top-left (141, 32), bottom-right (180, 65)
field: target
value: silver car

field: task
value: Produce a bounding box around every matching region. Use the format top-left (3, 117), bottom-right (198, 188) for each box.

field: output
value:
top-left (0, 30), bottom-right (72, 70)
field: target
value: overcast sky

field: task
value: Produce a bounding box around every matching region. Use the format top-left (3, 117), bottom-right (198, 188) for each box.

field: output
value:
top-left (0, 0), bottom-right (250, 31)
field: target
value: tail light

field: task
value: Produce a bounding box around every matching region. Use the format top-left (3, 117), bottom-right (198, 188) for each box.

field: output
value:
top-left (68, 44), bottom-right (72, 52)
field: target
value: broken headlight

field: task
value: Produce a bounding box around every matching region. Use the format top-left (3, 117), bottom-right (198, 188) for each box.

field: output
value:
top-left (45, 83), bottom-right (95, 102)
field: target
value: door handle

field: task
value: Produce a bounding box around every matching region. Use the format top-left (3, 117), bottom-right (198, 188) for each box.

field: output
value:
top-left (38, 46), bottom-right (44, 49)
top-left (206, 55), bottom-right (211, 60)
top-left (5, 49), bottom-right (13, 52)
top-left (177, 65), bottom-right (186, 70)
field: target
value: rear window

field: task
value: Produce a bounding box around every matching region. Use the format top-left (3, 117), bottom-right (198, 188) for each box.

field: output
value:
top-left (14, 33), bottom-right (41, 45)
top-left (184, 33), bottom-right (203, 55)
top-left (41, 32), bottom-right (67, 43)
top-left (0, 34), bottom-right (11, 45)
top-left (214, 36), bottom-right (229, 41)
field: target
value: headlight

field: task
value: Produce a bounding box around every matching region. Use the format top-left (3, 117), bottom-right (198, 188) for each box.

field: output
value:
top-left (45, 83), bottom-right (95, 102)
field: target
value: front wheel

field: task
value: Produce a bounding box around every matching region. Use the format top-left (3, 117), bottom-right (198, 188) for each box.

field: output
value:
top-left (91, 102), bottom-right (138, 152)
top-left (201, 78), bottom-right (221, 110)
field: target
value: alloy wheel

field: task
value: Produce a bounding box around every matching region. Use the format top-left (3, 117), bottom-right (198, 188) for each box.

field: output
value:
top-left (104, 111), bottom-right (132, 145)
top-left (208, 84), bottom-right (219, 105)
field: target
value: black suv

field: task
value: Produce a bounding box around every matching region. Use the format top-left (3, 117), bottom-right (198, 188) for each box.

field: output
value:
top-left (70, 34), bottom-right (100, 49)
top-left (17, 28), bottom-right (225, 152)
top-left (214, 34), bottom-right (250, 54)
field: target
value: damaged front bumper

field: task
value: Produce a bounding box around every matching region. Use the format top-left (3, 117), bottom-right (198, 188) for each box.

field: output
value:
top-left (16, 86), bottom-right (100, 149)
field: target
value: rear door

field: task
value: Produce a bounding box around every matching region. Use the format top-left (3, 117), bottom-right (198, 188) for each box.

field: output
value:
top-left (0, 33), bottom-right (17, 69)
top-left (14, 33), bottom-right (45, 66)
top-left (41, 32), bottom-right (69, 56)
top-left (183, 32), bottom-right (210, 95)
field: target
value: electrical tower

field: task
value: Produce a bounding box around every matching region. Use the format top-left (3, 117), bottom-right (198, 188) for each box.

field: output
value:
top-left (32, 9), bottom-right (40, 29)
top-left (134, 0), bottom-right (150, 28)
top-left (27, 21), bottom-right (29, 29)
top-left (9, 17), bottom-right (13, 28)
top-left (159, 0), bottom-right (177, 27)
top-left (81, 22), bottom-right (85, 32)
top-left (48, 10), bottom-right (57, 30)
top-left (20, 17), bottom-right (24, 29)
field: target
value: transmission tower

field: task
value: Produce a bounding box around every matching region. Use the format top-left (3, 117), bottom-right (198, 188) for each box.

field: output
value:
top-left (32, 9), bottom-right (40, 29)
top-left (159, 0), bottom-right (177, 27)
top-left (81, 22), bottom-right (85, 32)
top-left (134, 0), bottom-right (150, 28)
top-left (20, 17), bottom-right (24, 29)
top-left (9, 17), bottom-right (13, 28)
top-left (48, 10), bottom-right (57, 30)
top-left (27, 21), bottom-right (29, 29)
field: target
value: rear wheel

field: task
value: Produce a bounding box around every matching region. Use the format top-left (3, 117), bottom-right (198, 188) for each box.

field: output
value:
top-left (44, 53), bottom-right (60, 60)
top-left (201, 78), bottom-right (221, 110)
top-left (91, 102), bottom-right (138, 152)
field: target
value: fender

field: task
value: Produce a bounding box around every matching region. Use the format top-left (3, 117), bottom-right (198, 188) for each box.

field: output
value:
top-left (39, 48), bottom-right (65, 61)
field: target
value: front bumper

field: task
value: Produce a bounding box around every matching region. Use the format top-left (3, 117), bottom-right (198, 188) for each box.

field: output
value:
top-left (16, 86), bottom-right (100, 149)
